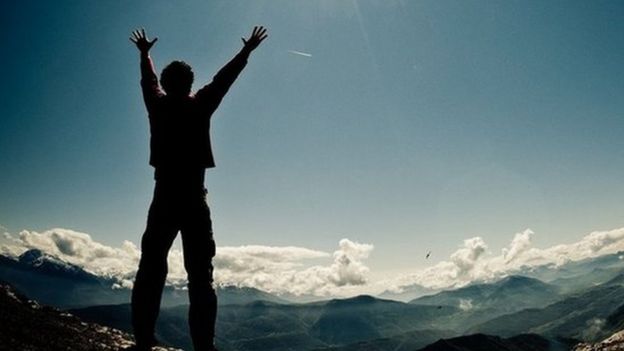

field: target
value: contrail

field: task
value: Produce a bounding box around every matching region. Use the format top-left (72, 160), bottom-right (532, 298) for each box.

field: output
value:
top-left (288, 50), bottom-right (312, 58)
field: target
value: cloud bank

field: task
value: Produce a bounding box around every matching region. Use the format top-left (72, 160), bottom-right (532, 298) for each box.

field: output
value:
top-left (215, 239), bottom-right (374, 296)
top-left (384, 226), bottom-right (624, 293)
top-left (0, 228), bottom-right (373, 296)
top-left (4, 225), bottom-right (624, 297)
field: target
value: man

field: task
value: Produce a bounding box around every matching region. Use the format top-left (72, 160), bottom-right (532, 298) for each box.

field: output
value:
top-left (129, 26), bottom-right (267, 351)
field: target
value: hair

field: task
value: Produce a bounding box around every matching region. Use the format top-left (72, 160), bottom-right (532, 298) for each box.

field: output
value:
top-left (160, 61), bottom-right (194, 96)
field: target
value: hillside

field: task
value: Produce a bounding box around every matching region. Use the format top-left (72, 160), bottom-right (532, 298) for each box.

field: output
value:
top-left (0, 282), bottom-right (179, 351)
top-left (469, 281), bottom-right (624, 341)
top-left (72, 295), bottom-right (460, 351)
top-left (411, 275), bottom-right (560, 313)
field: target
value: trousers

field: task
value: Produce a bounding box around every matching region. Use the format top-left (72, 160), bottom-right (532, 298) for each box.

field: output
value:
top-left (131, 180), bottom-right (217, 351)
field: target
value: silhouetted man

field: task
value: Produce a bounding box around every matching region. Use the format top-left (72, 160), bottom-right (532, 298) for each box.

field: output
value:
top-left (129, 26), bottom-right (267, 351)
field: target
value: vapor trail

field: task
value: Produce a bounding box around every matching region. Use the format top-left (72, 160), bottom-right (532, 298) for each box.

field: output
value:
top-left (288, 50), bottom-right (312, 57)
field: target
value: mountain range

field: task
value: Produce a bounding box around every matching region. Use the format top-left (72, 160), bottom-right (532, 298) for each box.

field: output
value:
top-left (3, 248), bottom-right (624, 350)
top-left (0, 249), bottom-right (286, 308)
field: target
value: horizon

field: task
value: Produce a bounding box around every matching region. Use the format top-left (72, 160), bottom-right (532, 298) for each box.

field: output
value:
top-left (2, 1), bottom-right (624, 298)
top-left (3, 224), bottom-right (624, 299)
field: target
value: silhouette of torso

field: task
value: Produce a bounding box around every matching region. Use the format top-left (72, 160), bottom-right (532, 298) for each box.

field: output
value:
top-left (149, 95), bottom-right (212, 182)
top-left (140, 52), bottom-right (249, 178)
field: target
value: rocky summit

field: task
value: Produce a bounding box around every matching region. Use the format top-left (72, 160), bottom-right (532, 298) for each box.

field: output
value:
top-left (0, 283), bottom-right (180, 351)
top-left (574, 330), bottom-right (624, 351)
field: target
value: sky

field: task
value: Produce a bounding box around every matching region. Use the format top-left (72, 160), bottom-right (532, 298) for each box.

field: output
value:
top-left (1, 0), bottom-right (624, 293)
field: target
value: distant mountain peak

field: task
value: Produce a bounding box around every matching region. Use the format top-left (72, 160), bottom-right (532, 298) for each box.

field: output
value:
top-left (18, 248), bottom-right (46, 264)
top-left (343, 294), bottom-right (377, 303)
top-left (495, 275), bottom-right (553, 289)
top-left (16, 248), bottom-right (95, 279)
top-left (326, 294), bottom-right (396, 307)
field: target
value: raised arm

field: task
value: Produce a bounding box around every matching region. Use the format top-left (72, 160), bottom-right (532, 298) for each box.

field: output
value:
top-left (130, 29), bottom-right (163, 113)
top-left (196, 26), bottom-right (268, 112)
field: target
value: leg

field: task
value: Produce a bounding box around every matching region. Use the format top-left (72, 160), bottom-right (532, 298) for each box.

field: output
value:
top-left (181, 190), bottom-right (217, 351)
top-left (131, 194), bottom-right (179, 349)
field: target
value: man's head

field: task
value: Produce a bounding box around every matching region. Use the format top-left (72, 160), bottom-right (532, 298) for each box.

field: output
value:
top-left (161, 61), bottom-right (194, 97)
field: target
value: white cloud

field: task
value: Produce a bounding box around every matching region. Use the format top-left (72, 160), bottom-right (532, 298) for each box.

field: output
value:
top-left (459, 298), bottom-right (473, 311)
top-left (502, 229), bottom-right (533, 263)
top-left (5, 225), bottom-right (624, 297)
top-left (0, 228), bottom-right (373, 297)
top-left (215, 238), bottom-right (374, 296)
top-left (387, 227), bottom-right (624, 292)
top-left (450, 237), bottom-right (488, 279)
top-left (3, 228), bottom-right (143, 288)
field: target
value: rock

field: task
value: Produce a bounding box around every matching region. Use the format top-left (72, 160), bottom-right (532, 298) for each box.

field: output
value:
top-left (0, 283), bottom-right (181, 351)
top-left (574, 330), bottom-right (624, 351)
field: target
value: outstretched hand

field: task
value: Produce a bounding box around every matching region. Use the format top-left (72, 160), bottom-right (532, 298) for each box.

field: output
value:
top-left (130, 28), bottom-right (158, 54)
top-left (241, 26), bottom-right (268, 52)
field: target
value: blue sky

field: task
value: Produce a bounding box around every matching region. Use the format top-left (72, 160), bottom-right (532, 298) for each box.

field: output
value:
top-left (1, 0), bottom-right (624, 278)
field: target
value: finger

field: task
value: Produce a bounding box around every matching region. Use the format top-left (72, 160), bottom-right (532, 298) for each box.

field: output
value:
top-left (141, 28), bottom-right (146, 39)
top-left (150, 37), bottom-right (158, 45)
top-left (241, 37), bottom-right (247, 45)
top-left (129, 37), bottom-right (137, 44)
top-left (259, 34), bottom-right (268, 42)
top-left (258, 28), bottom-right (267, 38)
top-left (133, 30), bottom-right (141, 40)
top-left (253, 26), bottom-right (258, 36)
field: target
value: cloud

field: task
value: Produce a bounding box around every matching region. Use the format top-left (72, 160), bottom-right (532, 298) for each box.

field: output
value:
top-left (0, 228), bottom-right (373, 296)
top-left (386, 226), bottom-right (624, 292)
top-left (502, 229), bottom-right (533, 263)
top-left (450, 237), bottom-right (487, 278)
top-left (215, 238), bottom-right (374, 296)
top-left (5, 225), bottom-right (624, 297)
top-left (581, 318), bottom-right (606, 341)
top-left (2, 228), bottom-right (143, 288)
top-left (459, 298), bottom-right (473, 311)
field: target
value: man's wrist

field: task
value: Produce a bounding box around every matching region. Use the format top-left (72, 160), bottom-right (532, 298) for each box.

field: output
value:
top-left (241, 46), bottom-right (252, 56)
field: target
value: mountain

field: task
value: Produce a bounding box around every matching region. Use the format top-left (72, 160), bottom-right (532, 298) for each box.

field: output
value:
top-left (217, 285), bottom-right (289, 305)
top-left (71, 295), bottom-right (461, 351)
top-left (0, 282), bottom-right (180, 351)
top-left (468, 275), bottom-right (624, 341)
top-left (8, 246), bottom-right (624, 350)
top-left (0, 250), bottom-right (286, 308)
top-left (0, 249), bottom-right (134, 308)
top-left (520, 251), bottom-right (624, 293)
top-left (378, 283), bottom-right (439, 302)
top-left (549, 267), bottom-right (624, 294)
top-left (410, 275), bottom-right (561, 314)
top-left (309, 295), bottom-right (457, 345)
top-left (417, 333), bottom-right (573, 351)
